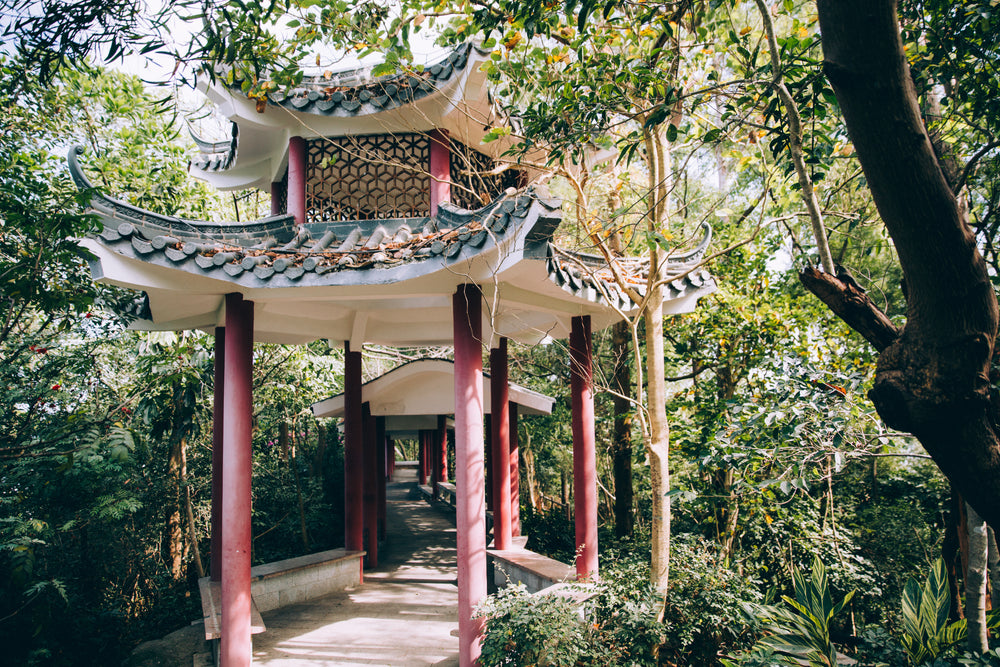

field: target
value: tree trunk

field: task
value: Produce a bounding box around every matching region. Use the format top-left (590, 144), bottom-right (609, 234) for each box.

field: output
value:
top-left (943, 497), bottom-right (966, 622)
top-left (646, 285), bottom-right (670, 592)
top-left (815, 0), bottom-right (1000, 528)
top-left (166, 436), bottom-right (185, 581)
top-left (988, 527), bottom-right (1000, 610)
top-left (966, 503), bottom-right (989, 653)
top-left (611, 320), bottom-right (634, 538)
top-left (181, 436), bottom-right (205, 579)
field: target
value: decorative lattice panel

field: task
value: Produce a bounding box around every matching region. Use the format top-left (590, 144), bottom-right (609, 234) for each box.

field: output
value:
top-left (449, 141), bottom-right (523, 211)
top-left (306, 134), bottom-right (431, 221)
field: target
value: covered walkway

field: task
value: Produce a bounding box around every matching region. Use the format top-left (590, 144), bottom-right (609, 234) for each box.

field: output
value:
top-left (252, 466), bottom-right (459, 665)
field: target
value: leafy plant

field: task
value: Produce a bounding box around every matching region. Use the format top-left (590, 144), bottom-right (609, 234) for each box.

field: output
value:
top-left (899, 558), bottom-right (966, 665)
top-left (746, 557), bottom-right (855, 666)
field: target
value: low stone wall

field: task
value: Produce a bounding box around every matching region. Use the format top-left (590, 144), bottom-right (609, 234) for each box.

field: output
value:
top-left (487, 548), bottom-right (575, 594)
top-left (250, 548), bottom-right (365, 612)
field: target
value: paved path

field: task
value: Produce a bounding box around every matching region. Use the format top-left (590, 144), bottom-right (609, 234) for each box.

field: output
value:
top-left (252, 469), bottom-right (460, 666)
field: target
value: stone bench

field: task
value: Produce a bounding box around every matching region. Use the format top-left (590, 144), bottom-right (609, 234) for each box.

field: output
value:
top-left (487, 548), bottom-right (576, 594)
top-left (198, 548), bottom-right (365, 640)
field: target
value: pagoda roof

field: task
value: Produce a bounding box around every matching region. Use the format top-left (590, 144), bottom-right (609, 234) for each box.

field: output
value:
top-left (71, 148), bottom-right (715, 346)
top-left (190, 43), bottom-right (509, 191)
top-left (311, 358), bottom-right (555, 420)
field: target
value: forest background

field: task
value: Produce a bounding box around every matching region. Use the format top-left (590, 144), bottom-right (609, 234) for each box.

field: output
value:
top-left (2, 0), bottom-right (999, 664)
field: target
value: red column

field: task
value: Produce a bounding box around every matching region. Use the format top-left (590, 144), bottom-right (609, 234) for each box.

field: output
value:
top-left (221, 294), bottom-right (253, 667)
top-left (270, 182), bottom-right (283, 216)
top-left (429, 129), bottom-right (451, 216)
top-left (484, 415), bottom-right (492, 513)
top-left (363, 403), bottom-right (378, 568)
top-left (437, 415), bottom-right (448, 488)
top-left (344, 343), bottom-right (364, 553)
top-left (570, 315), bottom-right (598, 579)
top-left (288, 136), bottom-right (307, 226)
top-left (376, 417), bottom-right (387, 541)
top-left (418, 431), bottom-right (428, 485)
top-left (509, 402), bottom-right (520, 538)
top-left (490, 339), bottom-right (512, 550)
top-left (211, 327), bottom-right (225, 582)
top-left (454, 285), bottom-right (485, 667)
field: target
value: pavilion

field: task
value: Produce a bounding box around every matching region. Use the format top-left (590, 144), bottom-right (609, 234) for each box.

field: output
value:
top-left (70, 42), bottom-right (715, 667)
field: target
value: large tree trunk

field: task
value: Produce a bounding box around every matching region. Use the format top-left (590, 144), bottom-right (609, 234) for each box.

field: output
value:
top-left (166, 435), bottom-right (185, 581)
top-left (966, 503), bottom-right (989, 653)
top-left (611, 320), bottom-right (634, 538)
top-left (814, 0), bottom-right (1000, 528)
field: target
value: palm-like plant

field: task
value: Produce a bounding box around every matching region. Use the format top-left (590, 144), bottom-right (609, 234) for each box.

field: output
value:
top-left (750, 557), bottom-right (855, 666)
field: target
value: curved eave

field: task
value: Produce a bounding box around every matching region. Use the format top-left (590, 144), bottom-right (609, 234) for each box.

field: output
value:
top-left (311, 358), bottom-right (554, 419)
top-left (194, 44), bottom-right (512, 190)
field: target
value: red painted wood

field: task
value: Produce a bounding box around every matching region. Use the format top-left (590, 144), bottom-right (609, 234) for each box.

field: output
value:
top-left (484, 415), bottom-right (492, 513)
top-left (376, 417), bottom-right (387, 541)
top-left (344, 343), bottom-right (364, 552)
top-left (221, 293), bottom-right (253, 667)
top-left (418, 431), bottom-right (428, 485)
top-left (211, 327), bottom-right (225, 582)
top-left (570, 315), bottom-right (598, 579)
top-left (509, 401), bottom-right (520, 537)
top-left (270, 181), bottom-right (283, 216)
top-left (363, 402), bottom-right (378, 568)
top-left (435, 414), bottom-right (448, 492)
top-left (428, 129), bottom-right (451, 216)
top-left (490, 339), bottom-right (511, 550)
top-left (288, 136), bottom-right (307, 226)
top-left (453, 285), bottom-right (485, 667)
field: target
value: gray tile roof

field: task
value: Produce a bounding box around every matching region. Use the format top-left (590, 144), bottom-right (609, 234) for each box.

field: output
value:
top-left (71, 146), bottom-right (713, 315)
top-left (190, 44), bottom-right (482, 174)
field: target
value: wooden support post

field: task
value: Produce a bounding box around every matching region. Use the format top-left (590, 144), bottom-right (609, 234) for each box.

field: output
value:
top-left (484, 415), bottom-right (493, 513)
top-left (288, 136), bottom-right (307, 226)
top-left (570, 315), bottom-right (598, 579)
top-left (221, 294), bottom-right (253, 667)
top-left (211, 327), bottom-right (225, 582)
top-left (437, 414), bottom-right (448, 489)
top-left (363, 402), bottom-right (378, 568)
top-left (377, 417), bottom-right (387, 541)
top-left (490, 339), bottom-right (512, 550)
top-left (509, 402), bottom-right (520, 537)
top-left (429, 129), bottom-right (451, 216)
top-left (454, 284), bottom-right (485, 667)
top-left (418, 431), bottom-right (428, 485)
top-left (270, 181), bottom-right (283, 216)
top-left (344, 343), bottom-right (364, 553)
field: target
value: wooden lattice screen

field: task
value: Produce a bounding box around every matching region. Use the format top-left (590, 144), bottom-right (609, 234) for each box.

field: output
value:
top-left (306, 134), bottom-right (431, 221)
top-left (304, 133), bottom-right (523, 221)
top-left (450, 141), bottom-right (522, 211)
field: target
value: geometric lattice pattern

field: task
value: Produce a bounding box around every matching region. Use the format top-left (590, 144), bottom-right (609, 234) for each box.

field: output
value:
top-left (306, 134), bottom-right (431, 221)
top-left (450, 140), bottom-right (523, 211)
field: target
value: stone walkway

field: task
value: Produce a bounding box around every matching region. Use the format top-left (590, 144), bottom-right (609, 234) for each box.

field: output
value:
top-left (251, 468), bottom-right (460, 666)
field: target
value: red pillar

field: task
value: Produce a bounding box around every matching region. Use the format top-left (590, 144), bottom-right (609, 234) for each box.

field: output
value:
top-left (437, 415), bottom-right (448, 488)
top-left (570, 315), bottom-right (598, 579)
top-left (418, 431), bottom-right (428, 485)
top-left (344, 343), bottom-right (364, 553)
top-left (490, 339), bottom-right (512, 550)
top-left (454, 285), bottom-right (485, 667)
top-left (211, 327), bottom-right (225, 582)
top-left (288, 136), bottom-right (307, 225)
top-left (270, 181), bottom-right (283, 216)
top-left (377, 417), bottom-right (387, 541)
top-left (221, 293), bottom-right (253, 667)
top-left (429, 129), bottom-right (451, 216)
top-left (484, 415), bottom-right (493, 513)
top-left (363, 403), bottom-right (378, 568)
top-left (509, 402), bottom-right (520, 538)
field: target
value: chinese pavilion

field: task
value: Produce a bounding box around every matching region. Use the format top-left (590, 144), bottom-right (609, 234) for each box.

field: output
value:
top-left (70, 43), bottom-right (715, 667)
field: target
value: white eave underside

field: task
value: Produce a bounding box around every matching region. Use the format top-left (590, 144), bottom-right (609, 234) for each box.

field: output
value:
top-left (311, 359), bottom-right (555, 419)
